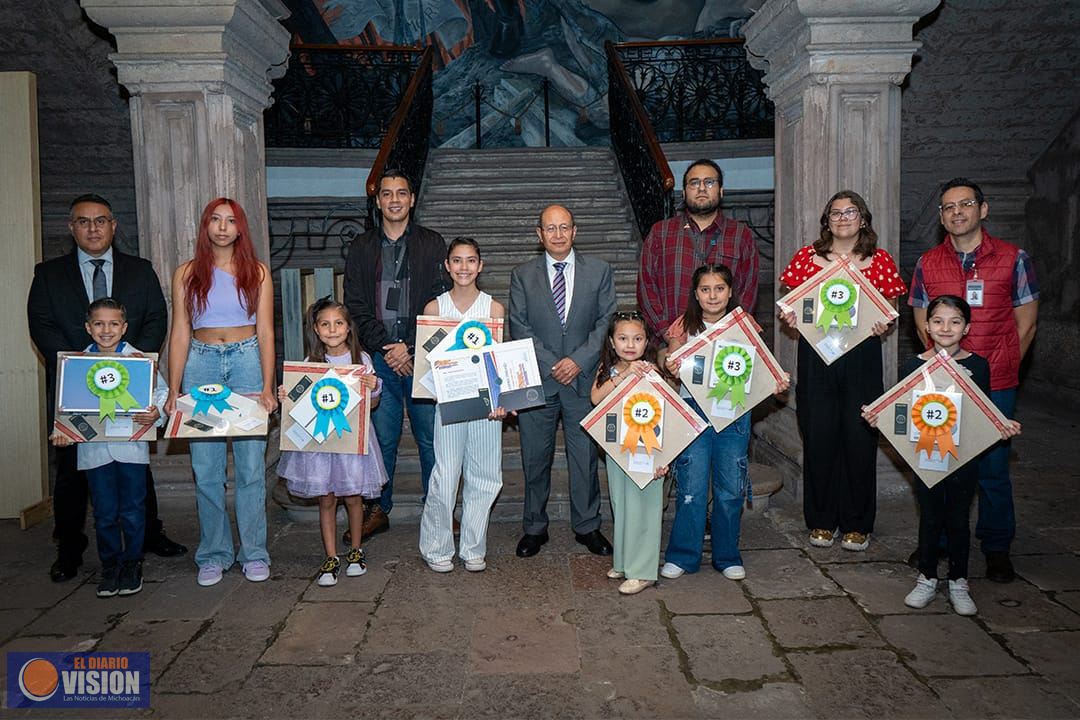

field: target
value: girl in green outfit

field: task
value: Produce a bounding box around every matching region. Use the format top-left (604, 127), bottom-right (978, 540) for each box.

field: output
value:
top-left (591, 310), bottom-right (669, 595)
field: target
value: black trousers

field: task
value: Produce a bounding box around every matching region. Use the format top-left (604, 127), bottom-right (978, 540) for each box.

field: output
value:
top-left (53, 444), bottom-right (163, 562)
top-left (796, 336), bottom-right (883, 534)
top-left (916, 466), bottom-right (977, 580)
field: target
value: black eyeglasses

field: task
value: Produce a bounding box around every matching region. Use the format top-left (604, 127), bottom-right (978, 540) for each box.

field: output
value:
top-left (613, 310), bottom-right (644, 320)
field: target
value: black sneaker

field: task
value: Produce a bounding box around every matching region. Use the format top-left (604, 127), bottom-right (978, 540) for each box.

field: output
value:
top-left (97, 565), bottom-right (120, 598)
top-left (118, 561), bottom-right (143, 596)
top-left (345, 547), bottom-right (367, 577)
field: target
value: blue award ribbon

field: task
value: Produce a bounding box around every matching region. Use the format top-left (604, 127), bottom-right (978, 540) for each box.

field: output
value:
top-left (310, 378), bottom-right (352, 439)
top-left (189, 383), bottom-right (235, 415)
top-left (449, 320), bottom-right (493, 350)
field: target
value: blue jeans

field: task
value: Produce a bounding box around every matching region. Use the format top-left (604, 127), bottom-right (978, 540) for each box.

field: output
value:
top-left (86, 461), bottom-right (146, 567)
top-left (976, 387), bottom-right (1017, 554)
top-left (664, 401), bottom-right (750, 573)
top-left (371, 351), bottom-right (435, 514)
top-left (184, 337), bottom-right (269, 570)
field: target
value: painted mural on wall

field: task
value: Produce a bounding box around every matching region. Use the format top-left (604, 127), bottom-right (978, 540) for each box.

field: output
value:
top-left (284, 0), bottom-right (752, 147)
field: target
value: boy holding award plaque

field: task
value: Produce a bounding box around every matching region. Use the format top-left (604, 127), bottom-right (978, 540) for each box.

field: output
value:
top-left (777, 191), bottom-right (906, 553)
top-left (50, 299), bottom-right (167, 598)
top-left (862, 296), bottom-right (1021, 615)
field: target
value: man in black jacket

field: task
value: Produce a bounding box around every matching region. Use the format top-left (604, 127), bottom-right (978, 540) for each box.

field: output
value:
top-left (28, 194), bottom-right (186, 582)
top-left (344, 171), bottom-right (449, 536)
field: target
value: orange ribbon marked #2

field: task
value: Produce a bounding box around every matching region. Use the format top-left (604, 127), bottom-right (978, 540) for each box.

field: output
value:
top-left (621, 393), bottom-right (662, 454)
top-left (911, 393), bottom-right (959, 460)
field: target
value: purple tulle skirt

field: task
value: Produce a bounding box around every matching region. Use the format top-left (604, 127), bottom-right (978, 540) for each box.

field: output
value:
top-left (277, 432), bottom-right (388, 499)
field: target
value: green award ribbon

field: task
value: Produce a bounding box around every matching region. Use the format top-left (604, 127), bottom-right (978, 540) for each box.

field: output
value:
top-left (709, 346), bottom-right (753, 408)
top-left (816, 278), bottom-right (857, 330)
top-left (86, 360), bottom-right (141, 420)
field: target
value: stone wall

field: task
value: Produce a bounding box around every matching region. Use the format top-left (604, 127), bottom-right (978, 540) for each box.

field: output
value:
top-left (1024, 107), bottom-right (1080, 405)
top-left (0, 2), bottom-right (137, 259)
top-left (900, 0), bottom-right (1080, 258)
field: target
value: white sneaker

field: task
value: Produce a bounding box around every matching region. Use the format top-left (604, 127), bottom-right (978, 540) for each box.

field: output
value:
top-left (426, 559), bottom-right (454, 573)
top-left (242, 560), bottom-right (270, 583)
top-left (948, 578), bottom-right (978, 616)
top-left (904, 574), bottom-right (939, 608)
top-left (463, 558), bottom-right (486, 572)
top-left (197, 564), bottom-right (223, 587)
top-left (660, 562), bottom-right (685, 579)
top-left (721, 565), bottom-right (746, 581)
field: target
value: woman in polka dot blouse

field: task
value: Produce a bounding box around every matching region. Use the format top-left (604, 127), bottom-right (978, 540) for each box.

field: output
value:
top-left (777, 190), bottom-right (906, 553)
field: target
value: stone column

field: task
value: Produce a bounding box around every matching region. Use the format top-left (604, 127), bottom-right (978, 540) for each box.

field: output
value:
top-left (742, 0), bottom-right (938, 496)
top-left (79, 0), bottom-right (290, 300)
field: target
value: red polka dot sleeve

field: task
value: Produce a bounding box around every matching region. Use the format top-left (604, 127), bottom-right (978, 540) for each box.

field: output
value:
top-left (869, 250), bottom-right (907, 298)
top-left (778, 246), bottom-right (818, 289)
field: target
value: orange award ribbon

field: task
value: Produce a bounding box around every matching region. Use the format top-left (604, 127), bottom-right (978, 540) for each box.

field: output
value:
top-left (621, 392), bottom-right (662, 455)
top-left (911, 393), bottom-right (959, 460)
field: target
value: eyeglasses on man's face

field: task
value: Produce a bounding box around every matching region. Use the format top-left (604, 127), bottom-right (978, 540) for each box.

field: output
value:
top-left (938, 198), bottom-right (979, 213)
top-left (541, 224), bottom-right (573, 236)
top-left (687, 178), bottom-right (719, 190)
top-left (828, 207), bottom-right (860, 221)
top-left (73, 216), bottom-right (114, 229)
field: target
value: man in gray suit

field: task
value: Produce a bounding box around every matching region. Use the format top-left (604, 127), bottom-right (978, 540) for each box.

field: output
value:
top-left (509, 205), bottom-right (617, 557)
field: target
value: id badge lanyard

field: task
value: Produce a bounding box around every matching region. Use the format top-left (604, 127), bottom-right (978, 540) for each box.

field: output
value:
top-left (961, 251), bottom-right (983, 307)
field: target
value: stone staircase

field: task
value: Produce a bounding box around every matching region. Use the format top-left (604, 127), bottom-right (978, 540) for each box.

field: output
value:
top-left (414, 147), bottom-right (643, 310)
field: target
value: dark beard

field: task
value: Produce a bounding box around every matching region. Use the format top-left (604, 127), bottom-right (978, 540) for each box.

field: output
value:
top-left (686, 195), bottom-right (720, 216)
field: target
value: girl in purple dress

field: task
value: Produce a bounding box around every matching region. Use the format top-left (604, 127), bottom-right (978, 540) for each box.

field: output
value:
top-left (277, 299), bottom-right (387, 586)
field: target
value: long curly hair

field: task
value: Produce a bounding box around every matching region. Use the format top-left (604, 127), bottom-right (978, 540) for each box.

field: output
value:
top-left (184, 198), bottom-right (262, 322)
top-left (813, 190), bottom-right (878, 260)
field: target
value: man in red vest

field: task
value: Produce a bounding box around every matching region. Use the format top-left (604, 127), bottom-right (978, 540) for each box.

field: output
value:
top-left (908, 178), bottom-right (1039, 583)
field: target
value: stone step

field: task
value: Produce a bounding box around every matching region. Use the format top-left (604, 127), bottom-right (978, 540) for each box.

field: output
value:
top-left (421, 199), bottom-right (629, 215)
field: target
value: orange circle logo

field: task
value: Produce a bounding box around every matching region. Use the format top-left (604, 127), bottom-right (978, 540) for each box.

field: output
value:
top-left (18, 657), bottom-right (59, 701)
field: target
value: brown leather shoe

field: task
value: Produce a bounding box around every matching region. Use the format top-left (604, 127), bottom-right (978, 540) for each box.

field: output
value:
top-left (363, 507), bottom-right (389, 538)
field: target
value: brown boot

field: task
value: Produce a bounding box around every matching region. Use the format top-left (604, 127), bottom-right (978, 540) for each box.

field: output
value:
top-left (363, 506), bottom-right (390, 537)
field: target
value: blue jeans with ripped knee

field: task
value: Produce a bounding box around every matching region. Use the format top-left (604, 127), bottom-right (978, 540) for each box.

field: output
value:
top-left (663, 401), bottom-right (750, 573)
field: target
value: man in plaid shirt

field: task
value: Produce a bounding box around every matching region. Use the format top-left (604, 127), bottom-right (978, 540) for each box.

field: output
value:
top-left (637, 159), bottom-right (760, 344)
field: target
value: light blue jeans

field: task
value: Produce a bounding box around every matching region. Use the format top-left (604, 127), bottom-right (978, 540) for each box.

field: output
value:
top-left (184, 337), bottom-right (269, 570)
top-left (371, 351), bottom-right (436, 514)
top-left (664, 399), bottom-right (750, 573)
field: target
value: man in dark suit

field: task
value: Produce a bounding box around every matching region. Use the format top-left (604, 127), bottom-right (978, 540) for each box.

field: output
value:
top-left (28, 194), bottom-right (186, 582)
top-left (509, 205), bottom-right (617, 557)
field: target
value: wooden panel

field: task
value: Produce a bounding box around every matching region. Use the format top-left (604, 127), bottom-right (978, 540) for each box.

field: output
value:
top-left (0, 72), bottom-right (48, 518)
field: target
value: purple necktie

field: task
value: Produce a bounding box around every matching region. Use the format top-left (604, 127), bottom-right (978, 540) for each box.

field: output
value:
top-left (552, 261), bottom-right (567, 328)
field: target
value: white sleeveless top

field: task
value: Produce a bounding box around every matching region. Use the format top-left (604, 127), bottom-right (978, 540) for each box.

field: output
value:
top-left (436, 291), bottom-right (492, 320)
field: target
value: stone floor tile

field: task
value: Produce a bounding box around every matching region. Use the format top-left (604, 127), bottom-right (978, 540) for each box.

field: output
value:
top-left (19, 584), bottom-right (147, 636)
top-left (802, 530), bottom-right (914, 565)
top-left (1002, 630), bottom-right (1080, 684)
top-left (1014, 553), bottom-right (1080, 592)
top-left (567, 592), bottom-right (672, 648)
top-left (877, 614), bottom-right (1027, 676)
top-left (974, 577), bottom-right (1080, 632)
top-left (127, 573), bottom-right (241, 622)
top-left (215, 577), bottom-right (310, 627)
top-left (580, 643), bottom-right (699, 718)
top-left (333, 652), bottom-right (467, 713)
top-left (930, 676), bottom-right (1080, 719)
top-left (0, 570), bottom-right (85, 610)
top-left (693, 682), bottom-right (814, 720)
top-left (1055, 590), bottom-right (1080, 616)
top-left (789, 648), bottom-right (949, 718)
top-left (152, 621), bottom-right (271, 694)
top-left (738, 511), bottom-right (800, 550)
top-left (231, 665), bottom-right (349, 717)
top-left (654, 567), bottom-right (753, 614)
top-left (460, 673), bottom-right (595, 719)
top-left (826, 562), bottom-right (943, 615)
top-left (0, 608), bottom-right (42, 646)
top-left (95, 618), bottom-right (203, 681)
top-left (362, 595), bottom-right (473, 656)
top-left (739, 549), bottom-right (843, 600)
top-left (758, 597), bottom-right (883, 649)
top-left (0, 635), bottom-right (96, 686)
top-left (471, 606), bottom-right (579, 674)
top-left (568, 553), bottom-right (616, 591)
top-left (673, 615), bottom-right (788, 685)
top-left (261, 601), bottom-right (373, 665)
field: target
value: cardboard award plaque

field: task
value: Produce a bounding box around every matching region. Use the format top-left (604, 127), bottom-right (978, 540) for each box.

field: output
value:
top-left (864, 350), bottom-right (1010, 488)
top-left (278, 361), bottom-right (371, 454)
top-left (429, 338), bottom-right (545, 424)
top-left (666, 307), bottom-right (789, 432)
top-left (776, 255), bottom-right (898, 365)
top-left (413, 316), bottom-right (504, 400)
top-left (53, 351), bottom-right (160, 443)
top-left (581, 370), bottom-right (708, 489)
top-left (165, 383), bottom-right (269, 439)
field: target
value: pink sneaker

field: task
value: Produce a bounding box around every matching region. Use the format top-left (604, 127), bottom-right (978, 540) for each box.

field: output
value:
top-left (197, 564), bottom-right (223, 587)
top-left (242, 560), bottom-right (270, 582)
